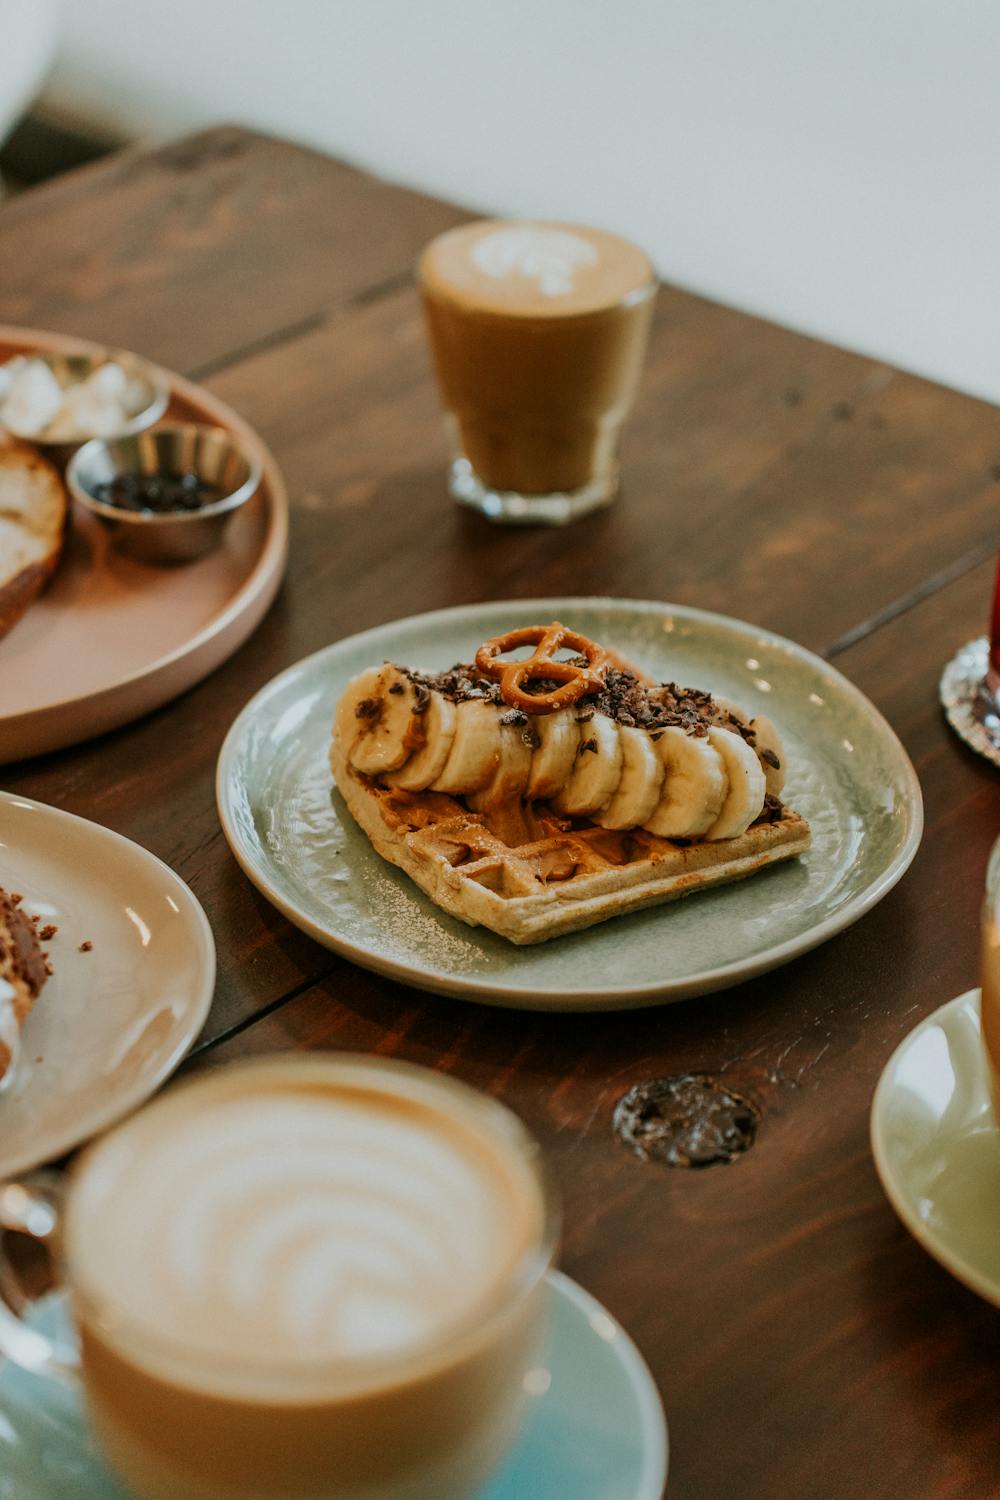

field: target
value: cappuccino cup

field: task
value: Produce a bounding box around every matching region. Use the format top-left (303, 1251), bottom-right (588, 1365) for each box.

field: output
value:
top-left (0, 1054), bottom-right (557, 1500)
top-left (419, 219), bottom-right (656, 524)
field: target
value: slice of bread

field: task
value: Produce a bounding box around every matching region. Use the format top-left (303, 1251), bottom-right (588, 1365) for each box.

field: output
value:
top-left (0, 441), bottom-right (68, 642)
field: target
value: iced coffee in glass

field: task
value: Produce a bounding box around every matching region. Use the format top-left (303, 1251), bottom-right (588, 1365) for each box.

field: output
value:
top-left (419, 220), bottom-right (656, 524)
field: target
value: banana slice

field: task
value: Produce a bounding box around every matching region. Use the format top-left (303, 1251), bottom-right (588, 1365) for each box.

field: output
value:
top-left (711, 695), bottom-right (785, 798)
top-left (551, 714), bottom-right (623, 818)
top-left (710, 694), bottom-right (750, 730)
top-left (703, 726), bottom-right (766, 840)
top-left (525, 709), bottom-right (580, 801)
top-left (644, 727), bottom-right (726, 838)
top-left (468, 717), bottom-right (533, 810)
top-left (383, 690), bottom-right (457, 791)
top-left (749, 712), bottom-right (786, 797)
top-left (595, 725), bottom-right (664, 830)
top-left (431, 699), bottom-right (501, 795)
top-left (337, 665), bottom-right (420, 776)
top-left (333, 667), bottom-right (380, 764)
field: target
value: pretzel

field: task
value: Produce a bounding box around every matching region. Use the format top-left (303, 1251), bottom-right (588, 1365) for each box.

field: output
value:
top-left (475, 622), bottom-right (611, 714)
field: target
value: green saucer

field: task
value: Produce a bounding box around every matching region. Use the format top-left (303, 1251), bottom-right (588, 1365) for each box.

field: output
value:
top-left (0, 1271), bottom-right (667, 1499)
top-left (871, 988), bottom-right (1000, 1304)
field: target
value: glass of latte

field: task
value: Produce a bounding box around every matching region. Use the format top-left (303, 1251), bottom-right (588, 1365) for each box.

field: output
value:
top-left (0, 1054), bottom-right (557, 1500)
top-left (419, 219), bottom-right (657, 525)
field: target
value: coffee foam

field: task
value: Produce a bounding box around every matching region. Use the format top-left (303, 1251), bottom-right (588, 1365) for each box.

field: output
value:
top-left (421, 219), bottom-right (655, 318)
top-left (471, 227), bottom-right (599, 297)
top-left (67, 1066), bottom-right (539, 1383)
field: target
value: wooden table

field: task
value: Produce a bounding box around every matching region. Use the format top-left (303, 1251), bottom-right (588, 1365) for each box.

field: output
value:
top-left (4, 126), bottom-right (1000, 1500)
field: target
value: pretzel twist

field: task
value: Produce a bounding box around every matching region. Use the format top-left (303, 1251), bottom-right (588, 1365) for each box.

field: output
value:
top-left (475, 622), bottom-right (610, 715)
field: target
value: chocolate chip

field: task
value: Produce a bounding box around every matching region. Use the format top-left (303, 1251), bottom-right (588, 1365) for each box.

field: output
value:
top-left (500, 708), bottom-right (529, 727)
top-left (760, 748), bottom-right (781, 770)
top-left (355, 698), bottom-right (380, 719)
top-left (581, 738), bottom-right (598, 753)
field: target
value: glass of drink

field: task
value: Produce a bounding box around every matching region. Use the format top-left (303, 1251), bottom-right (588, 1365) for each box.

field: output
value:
top-left (419, 219), bottom-right (657, 525)
top-left (0, 1054), bottom-right (558, 1500)
top-left (977, 555), bottom-right (1000, 745)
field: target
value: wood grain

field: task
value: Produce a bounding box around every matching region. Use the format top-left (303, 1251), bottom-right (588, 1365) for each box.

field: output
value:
top-left (193, 558), bottom-right (1000, 1500)
top-left (0, 125), bottom-right (466, 376)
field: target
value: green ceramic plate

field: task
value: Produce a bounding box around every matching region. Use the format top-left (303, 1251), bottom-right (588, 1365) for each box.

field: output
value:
top-left (217, 597), bottom-right (922, 1010)
top-left (871, 989), bottom-right (1000, 1306)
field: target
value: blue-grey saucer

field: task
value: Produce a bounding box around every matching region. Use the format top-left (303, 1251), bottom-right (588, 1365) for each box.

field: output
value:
top-left (0, 1270), bottom-right (667, 1500)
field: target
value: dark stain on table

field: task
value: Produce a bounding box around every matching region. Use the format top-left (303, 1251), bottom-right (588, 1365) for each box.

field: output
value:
top-left (613, 1073), bottom-right (760, 1167)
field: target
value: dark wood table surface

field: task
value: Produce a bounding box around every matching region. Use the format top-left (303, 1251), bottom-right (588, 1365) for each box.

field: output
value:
top-left (4, 125), bottom-right (1000, 1500)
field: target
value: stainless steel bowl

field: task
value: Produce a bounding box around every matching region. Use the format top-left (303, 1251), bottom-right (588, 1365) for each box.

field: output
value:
top-left (1, 348), bottom-right (169, 466)
top-left (66, 424), bottom-right (262, 565)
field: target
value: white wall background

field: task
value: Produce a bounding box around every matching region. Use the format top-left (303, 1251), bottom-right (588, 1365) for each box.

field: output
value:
top-left (33, 0), bottom-right (1000, 405)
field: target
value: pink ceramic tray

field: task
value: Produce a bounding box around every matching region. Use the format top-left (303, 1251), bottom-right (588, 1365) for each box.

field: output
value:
top-left (0, 327), bottom-right (288, 765)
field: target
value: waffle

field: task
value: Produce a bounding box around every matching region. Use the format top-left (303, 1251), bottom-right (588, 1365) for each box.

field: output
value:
top-left (330, 742), bottom-right (811, 945)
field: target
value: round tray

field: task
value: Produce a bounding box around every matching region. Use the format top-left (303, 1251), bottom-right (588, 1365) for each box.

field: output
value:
top-left (0, 326), bottom-right (289, 764)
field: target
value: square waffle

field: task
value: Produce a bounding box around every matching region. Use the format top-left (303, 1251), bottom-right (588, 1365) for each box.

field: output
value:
top-left (330, 742), bottom-right (811, 945)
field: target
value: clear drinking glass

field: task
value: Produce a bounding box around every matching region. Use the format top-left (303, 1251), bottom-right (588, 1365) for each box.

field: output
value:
top-left (419, 220), bottom-right (656, 525)
top-left (977, 557), bottom-right (1000, 744)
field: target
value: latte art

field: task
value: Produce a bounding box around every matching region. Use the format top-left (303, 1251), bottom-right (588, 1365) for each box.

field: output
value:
top-left (67, 1064), bottom-right (542, 1388)
top-left (471, 227), bottom-right (599, 297)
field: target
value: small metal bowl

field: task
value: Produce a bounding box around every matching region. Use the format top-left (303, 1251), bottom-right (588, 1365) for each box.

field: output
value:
top-left (1, 348), bottom-right (169, 467)
top-left (66, 424), bottom-right (262, 565)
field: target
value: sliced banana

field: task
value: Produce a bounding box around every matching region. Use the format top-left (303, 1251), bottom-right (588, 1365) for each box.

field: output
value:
top-left (431, 699), bottom-right (501, 795)
top-left (749, 712), bottom-right (785, 797)
top-left (644, 726), bottom-right (726, 839)
top-left (703, 726), bottom-right (766, 840)
top-left (525, 709), bottom-right (580, 801)
top-left (337, 665), bottom-right (420, 776)
top-left (468, 717), bottom-right (533, 810)
top-left (551, 713), bottom-right (623, 818)
top-left (710, 694), bottom-right (751, 730)
top-left (383, 690), bottom-right (457, 791)
top-left (711, 695), bottom-right (785, 798)
top-left (595, 725), bottom-right (664, 830)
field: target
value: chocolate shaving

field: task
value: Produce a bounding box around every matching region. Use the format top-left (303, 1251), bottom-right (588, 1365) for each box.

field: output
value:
top-left (500, 708), bottom-right (529, 727)
top-left (355, 697), bottom-right (380, 720)
top-left (760, 747), bottom-right (781, 770)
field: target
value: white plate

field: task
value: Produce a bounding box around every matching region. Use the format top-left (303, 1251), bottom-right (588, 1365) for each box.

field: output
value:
top-left (217, 597), bottom-right (922, 1011)
top-left (0, 792), bottom-right (215, 1176)
top-left (871, 988), bottom-right (1000, 1305)
top-left (0, 326), bottom-right (289, 765)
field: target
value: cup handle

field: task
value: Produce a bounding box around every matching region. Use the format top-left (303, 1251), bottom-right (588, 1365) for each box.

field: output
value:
top-left (0, 1173), bottom-right (79, 1385)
